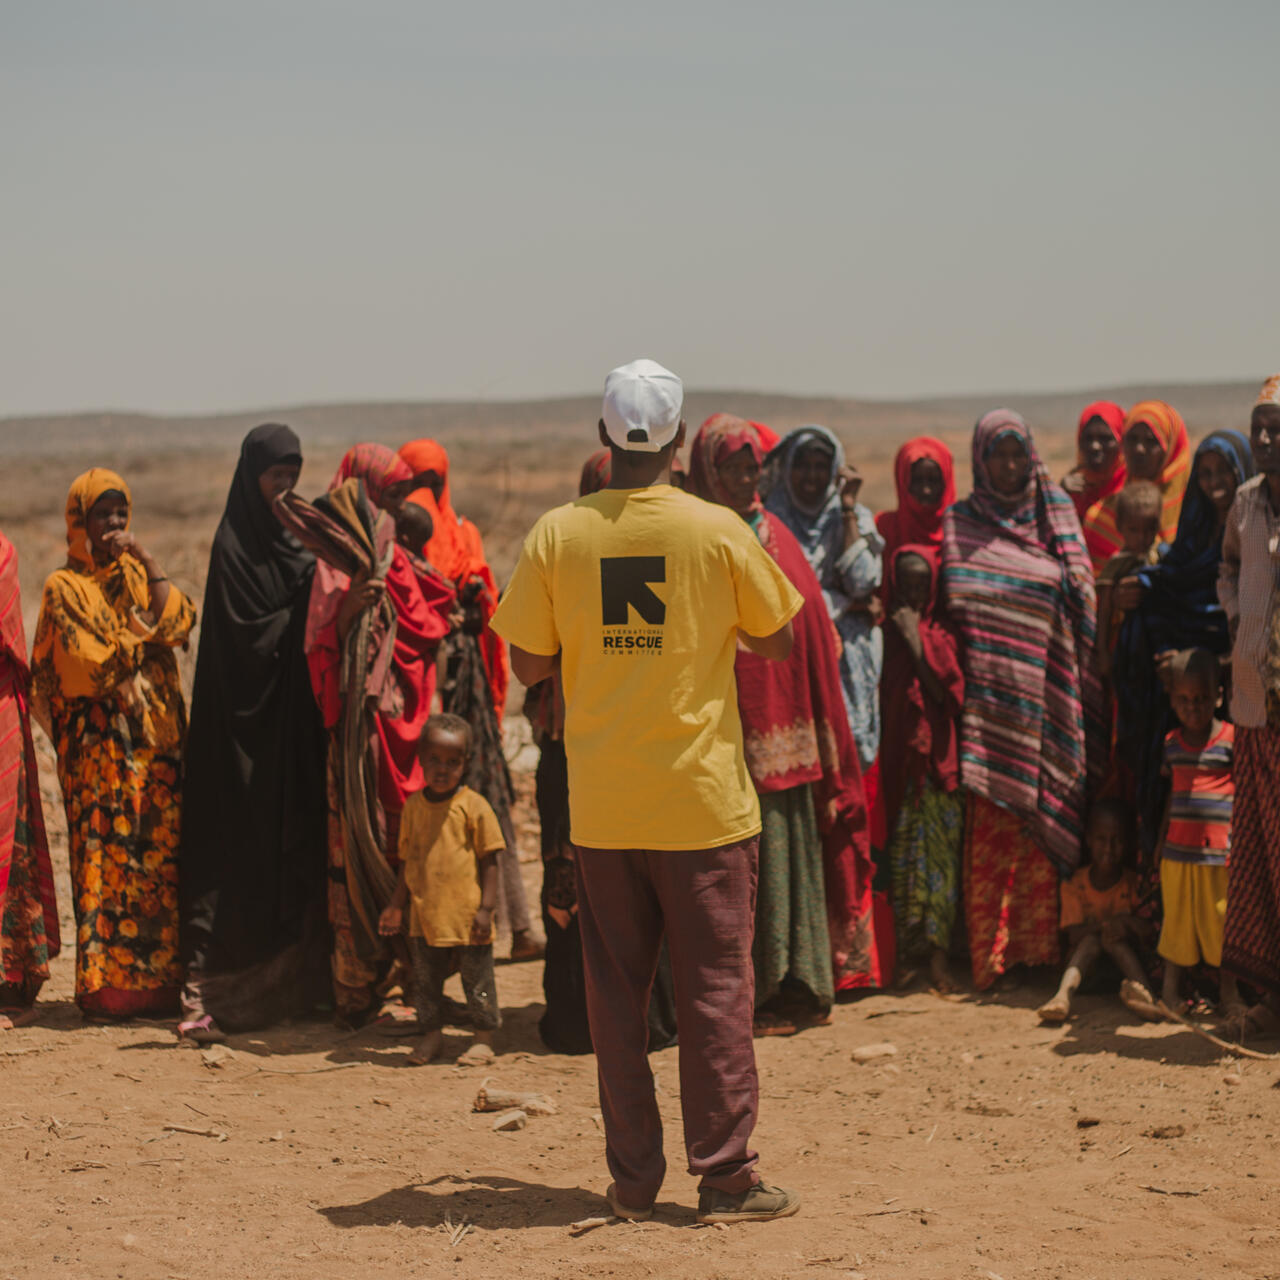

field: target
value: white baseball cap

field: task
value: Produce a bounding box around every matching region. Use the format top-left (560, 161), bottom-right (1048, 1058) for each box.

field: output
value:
top-left (601, 358), bottom-right (684, 453)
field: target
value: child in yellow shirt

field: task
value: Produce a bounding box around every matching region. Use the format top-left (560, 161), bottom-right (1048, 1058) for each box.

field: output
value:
top-left (379, 714), bottom-right (504, 1065)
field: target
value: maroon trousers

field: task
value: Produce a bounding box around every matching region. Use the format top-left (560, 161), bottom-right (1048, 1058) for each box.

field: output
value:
top-left (575, 838), bottom-right (761, 1208)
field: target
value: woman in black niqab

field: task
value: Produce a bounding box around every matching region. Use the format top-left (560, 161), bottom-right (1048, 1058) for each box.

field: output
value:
top-left (178, 424), bottom-right (329, 1040)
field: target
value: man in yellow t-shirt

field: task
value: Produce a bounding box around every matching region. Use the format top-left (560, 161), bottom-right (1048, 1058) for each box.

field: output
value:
top-left (491, 359), bottom-right (803, 1226)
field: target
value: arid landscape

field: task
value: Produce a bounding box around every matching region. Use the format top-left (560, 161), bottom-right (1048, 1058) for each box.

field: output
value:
top-left (2, 382), bottom-right (1278, 1280)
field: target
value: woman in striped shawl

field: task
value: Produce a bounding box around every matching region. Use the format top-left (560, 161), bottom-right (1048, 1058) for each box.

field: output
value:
top-left (941, 410), bottom-right (1103, 990)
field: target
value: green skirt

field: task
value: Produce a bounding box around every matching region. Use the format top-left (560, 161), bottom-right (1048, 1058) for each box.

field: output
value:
top-left (889, 777), bottom-right (964, 960)
top-left (754, 785), bottom-right (833, 1013)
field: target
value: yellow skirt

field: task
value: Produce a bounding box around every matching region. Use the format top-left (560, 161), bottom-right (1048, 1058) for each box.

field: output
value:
top-left (1158, 861), bottom-right (1228, 968)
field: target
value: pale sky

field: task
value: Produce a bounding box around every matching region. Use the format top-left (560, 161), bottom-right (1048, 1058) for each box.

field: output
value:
top-left (4, 1), bottom-right (1277, 417)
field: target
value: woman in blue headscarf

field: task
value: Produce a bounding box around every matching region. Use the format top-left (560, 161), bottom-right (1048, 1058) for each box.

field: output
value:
top-left (1113, 429), bottom-right (1256, 859)
top-left (762, 426), bottom-right (884, 773)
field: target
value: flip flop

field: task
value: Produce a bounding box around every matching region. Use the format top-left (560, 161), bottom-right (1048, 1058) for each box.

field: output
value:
top-left (752, 1013), bottom-right (798, 1038)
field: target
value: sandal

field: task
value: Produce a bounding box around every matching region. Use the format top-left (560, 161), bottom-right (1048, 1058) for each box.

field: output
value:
top-left (752, 1012), bottom-right (798, 1038)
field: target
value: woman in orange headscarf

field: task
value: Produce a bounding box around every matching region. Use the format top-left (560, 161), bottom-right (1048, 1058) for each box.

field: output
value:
top-left (1082, 401), bottom-right (1191, 574)
top-left (398, 439), bottom-right (540, 961)
top-left (32, 470), bottom-right (196, 1019)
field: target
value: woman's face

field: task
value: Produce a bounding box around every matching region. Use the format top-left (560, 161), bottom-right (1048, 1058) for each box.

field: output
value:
top-left (715, 445), bottom-right (761, 516)
top-left (258, 462), bottom-right (301, 507)
top-left (379, 478), bottom-right (415, 513)
top-left (986, 435), bottom-right (1031, 498)
top-left (1196, 448), bottom-right (1238, 520)
top-left (1079, 417), bottom-right (1120, 475)
top-left (411, 469), bottom-right (444, 501)
top-left (907, 457), bottom-right (945, 508)
top-left (86, 493), bottom-right (129, 560)
top-left (1123, 421), bottom-right (1166, 482)
top-left (790, 442), bottom-right (835, 509)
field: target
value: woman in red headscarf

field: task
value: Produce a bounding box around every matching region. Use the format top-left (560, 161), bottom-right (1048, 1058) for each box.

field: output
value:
top-left (1082, 401), bottom-right (1191, 574)
top-left (689, 413), bottom-right (879, 1027)
top-left (875, 437), bottom-right (957, 572)
top-left (300, 444), bottom-right (455, 1024)
top-left (398, 438), bottom-right (540, 961)
top-left (1062, 402), bottom-right (1126, 532)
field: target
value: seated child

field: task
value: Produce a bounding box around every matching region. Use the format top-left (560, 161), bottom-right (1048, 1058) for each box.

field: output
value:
top-left (1037, 798), bottom-right (1156, 1024)
top-left (1095, 480), bottom-right (1162, 676)
top-left (1157, 649), bottom-right (1241, 1016)
top-left (880, 545), bottom-right (965, 993)
top-left (378, 713), bottom-right (503, 1065)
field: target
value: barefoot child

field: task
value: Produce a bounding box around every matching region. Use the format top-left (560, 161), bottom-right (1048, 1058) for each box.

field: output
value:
top-left (1037, 799), bottom-right (1156, 1024)
top-left (378, 713), bottom-right (503, 1065)
top-left (1156, 649), bottom-right (1241, 1016)
top-left (880, 545), bottom-right (965, 992)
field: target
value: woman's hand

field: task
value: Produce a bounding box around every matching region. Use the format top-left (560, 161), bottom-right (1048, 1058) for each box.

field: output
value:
top-left (378, 904), bottom-right (403, 936)
top-left (1112, 575), bottom-right (1144, 613)
top-left (1154, 649), bottom-right (1177, 691)
top-left (1061, 470), bottom-right (1086, 496)
top-left (337, 574), bottom-right (385, 640)
top-left (548, 904), bottom-right (576, 931)
top-left (838, 465), bottom-right (864, 511)
top-left (100, 529), bottom-right (141, 562)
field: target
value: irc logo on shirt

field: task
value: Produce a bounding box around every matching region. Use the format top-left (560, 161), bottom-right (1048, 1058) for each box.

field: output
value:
top-left (600, 556), bottom-right (665, 654)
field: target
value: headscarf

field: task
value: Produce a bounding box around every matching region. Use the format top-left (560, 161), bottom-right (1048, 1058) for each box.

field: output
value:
top-left (1256, 373), bottom-right (1280, 407)
top-left (578, 449), bottom-right (612, 496)
top-left (329, 444), bottom-right (412, 511)
top-left (180, 424), bottom-right (330, 980)
top-left (1081, 400), bottom-right (1191, 573)
top-left (687, 413), bottom-right (766, 513)
top-left (878, 544), bottom-right (964, 837)
top-left (398, 439), bottom-right (474, 585)
top-left (399, 438), bottom-right (509, 718)
top-left (65, 468), bottom-right (131, 572)
top-left (688, 416), bottom-right (879, 990)
top-left (1069, 401), bottom-right (1127, 522)
top-left (1113, 429), bottom-right (1256, 858)
top-left (875, 436), bottom-right (957, 565)
top-left (941, 410), bottom-right (1101, 876)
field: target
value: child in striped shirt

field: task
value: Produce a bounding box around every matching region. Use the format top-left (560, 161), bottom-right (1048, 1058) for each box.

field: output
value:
top-left (1157, 649), bottom-right (1241, 1015)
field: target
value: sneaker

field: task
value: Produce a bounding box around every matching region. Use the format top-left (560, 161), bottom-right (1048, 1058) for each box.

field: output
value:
top-left (606, 1182), bottom-right (653, 1222)
top-left (696, 1181), bottom-right (800, 1224)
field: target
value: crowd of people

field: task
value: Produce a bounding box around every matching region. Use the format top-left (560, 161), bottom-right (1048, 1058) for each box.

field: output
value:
top-left (1, 377), bottom-right (1279, 1057)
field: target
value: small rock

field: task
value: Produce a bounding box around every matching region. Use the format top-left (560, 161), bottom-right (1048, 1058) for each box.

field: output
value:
top-left (1144, 1124), bottom-right (1185, 1139)
top-left (1224, 1073), bottom-right (1243, 1087)
top-left (851, 1042), bottom-right (897, 1064)
top-left (1075, 1116), bottom-right (1101, 1129)
top-left (492, 1109), bottom-right (527, 1132)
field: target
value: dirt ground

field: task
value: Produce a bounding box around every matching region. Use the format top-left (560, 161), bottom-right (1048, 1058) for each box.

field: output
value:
top-left (6, 745), bottom-right (1280, 1280)
top-left (3, 425), bottom-right (1279, 1280)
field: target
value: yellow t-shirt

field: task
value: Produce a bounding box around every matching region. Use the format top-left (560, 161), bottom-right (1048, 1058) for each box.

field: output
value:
top-left (399, 786), bottom-right (506, 946)
top-left (491, 485), bottom-right (804, 850)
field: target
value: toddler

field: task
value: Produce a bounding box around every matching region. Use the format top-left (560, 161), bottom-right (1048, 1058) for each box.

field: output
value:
top-left (1157, 649), bottom-right (1240, 1015)
top-left (1037, 799), bottom-right (1156, 1024)
top-left (1095, 480), bottom-right (1162, 676)
top-left (379, 713), bottom-right (503, 1065)
top-left (393, 501), bottom-right (435, 557)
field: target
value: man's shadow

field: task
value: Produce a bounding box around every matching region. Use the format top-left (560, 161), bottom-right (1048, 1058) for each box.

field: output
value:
top-left (317, 1172), bottom-right (691, 1230)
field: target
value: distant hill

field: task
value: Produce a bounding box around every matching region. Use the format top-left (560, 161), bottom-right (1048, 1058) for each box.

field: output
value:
top-left (0, 379), bottom-right (1261, 458)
